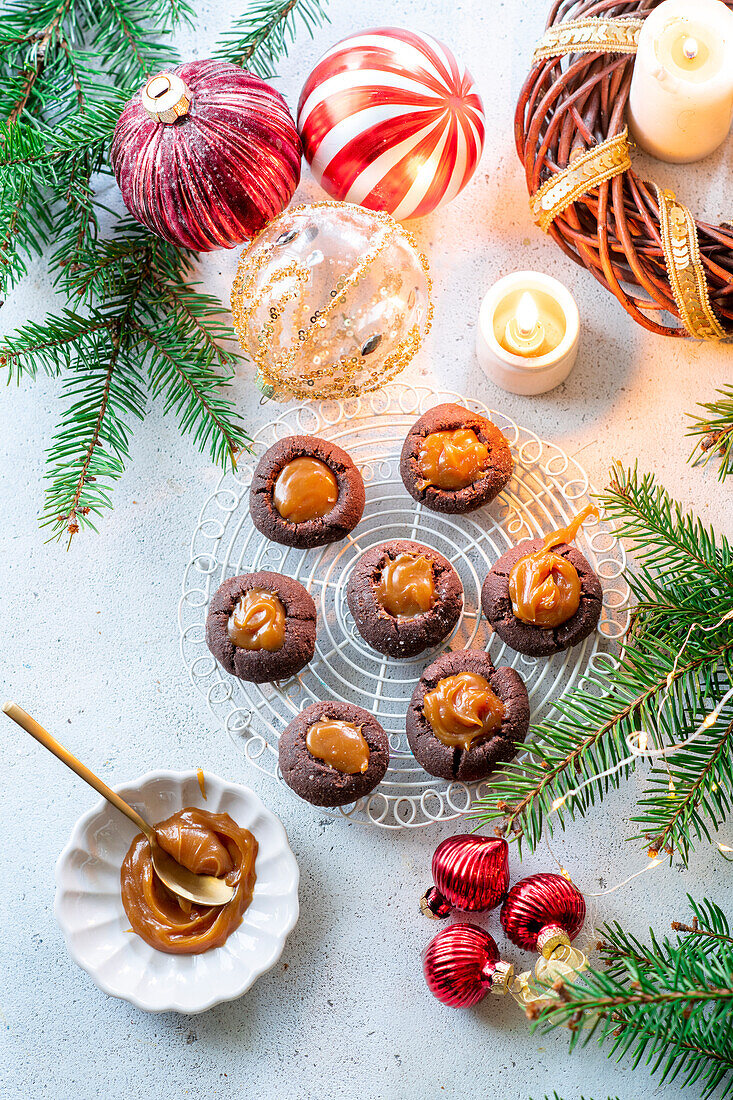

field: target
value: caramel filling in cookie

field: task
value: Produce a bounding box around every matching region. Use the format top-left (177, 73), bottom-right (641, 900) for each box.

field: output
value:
top-left (306, 719), bottom-right (370, 774)
top-left (423, 672), bottom-right (505, 751)
top-left (508, 503), bottom-right (598, 628)
top-left (273, 457), bottom-right (339, 524)
top-left (228, 589), bottom-right (286, 651)
top-left (376, 553), bottom-right (435, 619)
top-left (417, 429), bottom-right (490, 491)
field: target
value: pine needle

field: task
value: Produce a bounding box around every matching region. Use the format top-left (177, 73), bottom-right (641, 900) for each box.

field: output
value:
top-left (215, 0), bottom-right (330, 78)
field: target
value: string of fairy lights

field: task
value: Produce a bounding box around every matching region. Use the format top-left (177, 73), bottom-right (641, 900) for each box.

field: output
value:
top-left (540, 610), bottom-right (733, 896)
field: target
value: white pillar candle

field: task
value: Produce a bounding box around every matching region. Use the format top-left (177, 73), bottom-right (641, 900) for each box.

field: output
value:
top-left (476, 272), bottom-right (580, 396)
top-left (628, 0), bottom-right (733, 163)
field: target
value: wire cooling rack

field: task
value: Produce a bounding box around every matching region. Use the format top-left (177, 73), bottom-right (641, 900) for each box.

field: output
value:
top-left (180, 384), bottom-right (630, 829)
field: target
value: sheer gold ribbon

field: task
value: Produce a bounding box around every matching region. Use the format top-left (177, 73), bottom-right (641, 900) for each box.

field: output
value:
top-left (655, 187), bottom-right (729, 341)
top-left (511, 942), bottom-right (589, 1011)
top-left (532, 16), bottom-right (643, 64)
top-left (530, 129), bottom-right (631, 233)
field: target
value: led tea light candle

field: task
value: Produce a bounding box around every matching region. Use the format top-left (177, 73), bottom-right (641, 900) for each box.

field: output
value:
top-left (628, 0), bottom-right (733, 163)
top-left (476, 272), bottom-right (580, 396)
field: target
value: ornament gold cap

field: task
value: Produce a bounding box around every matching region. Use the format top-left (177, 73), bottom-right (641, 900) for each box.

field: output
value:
top-left (490, 960), bottom-right (515, 996)
top-left (419, 891), bottom-right (441, 920)
top-left (255, 372), bottom-right (276, 402)
top-left (419, 886), bottom-right (451, 920)
top-left (142, 72), bottom-right (192, 124)
top-left (537, 924), bottom-right (571, 959)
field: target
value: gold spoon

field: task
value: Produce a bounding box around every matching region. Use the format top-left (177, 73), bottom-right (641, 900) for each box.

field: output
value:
top-left (4, 702), bottom-right (235, 908)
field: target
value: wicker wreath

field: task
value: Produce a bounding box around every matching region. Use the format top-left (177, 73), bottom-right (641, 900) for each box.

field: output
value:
top-left (516, 0), bottom-right (733, 339)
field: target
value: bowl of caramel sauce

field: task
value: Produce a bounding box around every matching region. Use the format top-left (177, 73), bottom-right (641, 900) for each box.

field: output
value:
top-left (54, 771), bottom-right (299, 1013)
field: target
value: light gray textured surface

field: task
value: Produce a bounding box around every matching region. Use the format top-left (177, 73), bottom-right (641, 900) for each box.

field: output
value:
top-left (1, 2), bottom-right (732, 1098)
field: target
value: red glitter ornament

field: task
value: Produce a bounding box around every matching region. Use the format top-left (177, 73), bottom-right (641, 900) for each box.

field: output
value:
top-left (423, 923), bottom-right (514, 1008)
top-left (420, 835), bottom-right (509, 920)
top-left (500, 873), bottom-right (586, 953)
top-left (112, 60), bottom-right (301, 251)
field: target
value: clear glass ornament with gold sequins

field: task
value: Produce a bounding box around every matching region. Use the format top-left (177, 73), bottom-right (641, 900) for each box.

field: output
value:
top-left (230, 202), bottom-right (432, 401)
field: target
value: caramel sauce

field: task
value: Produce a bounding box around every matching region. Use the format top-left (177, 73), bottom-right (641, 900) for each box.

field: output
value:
top-left (306, 719), bottom-right (370, 774)
top-left (273, 456), bottom-right (338, 524)
top-left (227, 589), bottom-right (286, 651)
top-left (376, 553), bottom-right (435, 619)
top-left (423, 672), bottom-right (505, 751)
top-left (417, 429), bottom-right (490, 491)
top-left (508, 503), bottom-right (599, 628)
top-left (120, 808), bottom-right (257, 955)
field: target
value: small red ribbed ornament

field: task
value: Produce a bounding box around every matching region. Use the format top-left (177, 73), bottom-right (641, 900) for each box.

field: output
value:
top-left (500, 873), bottom-right (586, 952)
top-left (420, 835), bottom-right (509, 919)
top-left (423, 924), bottom-right (514, 1008)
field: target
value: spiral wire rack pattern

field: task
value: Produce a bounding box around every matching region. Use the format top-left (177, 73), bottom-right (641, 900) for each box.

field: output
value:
top-left (180, 385), bottom-right (629, 828)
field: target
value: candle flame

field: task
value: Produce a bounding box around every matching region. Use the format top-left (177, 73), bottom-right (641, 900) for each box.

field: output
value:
top-left (682, 36), bottom-right (699, 61)
top-left (516, 292), bottom-right (539, 336)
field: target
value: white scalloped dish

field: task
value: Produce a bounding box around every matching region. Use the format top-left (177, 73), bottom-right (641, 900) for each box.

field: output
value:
top-left (54, 770), bottom-right (299, 1013)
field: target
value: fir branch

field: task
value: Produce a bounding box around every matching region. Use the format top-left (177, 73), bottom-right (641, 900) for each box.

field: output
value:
top-left (2, 0), bottom-right (321, 540)
top-left (471, 466), bottom-right (733, 860)
top-left (0, 0), bottom-right (188, 286)
top-left (0, 96), bottom-right (124, 290)
top-left (472, 639), bottom-right (732, 853)
top-left (40, 317), bottom-right (147, 542)
top-left (35, 223), bottom-right (248, 540)
top-left (671, 896), bottom-right (733, 946)
top-left (634, 714), bottom-right (733, 861)
top-left (215, 0), bottom-right (330, 78)
top-left (689, 384), bottom-right (733, 482)
top-left (603, 462), bottom-right (732, 588)
top-left (536, 899), bottom-right (733, 1098)
top-left (2, 0), bottom-right (75, 123)
top-left (2, 309), bottom-right (114, 381)
top-left (147, 274), bottom-right (238, 368)
top-left (89, 0), bottom-right (191, 86)
top-left (132, 322), bottom-right (243, 467)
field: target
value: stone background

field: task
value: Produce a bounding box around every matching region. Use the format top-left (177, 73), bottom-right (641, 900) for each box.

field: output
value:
top-left (1, 1), bottom-right (732, 1097)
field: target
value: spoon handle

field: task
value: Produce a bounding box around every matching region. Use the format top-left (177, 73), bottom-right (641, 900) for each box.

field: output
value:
top-left (3, 702), bottom-right (153, 840)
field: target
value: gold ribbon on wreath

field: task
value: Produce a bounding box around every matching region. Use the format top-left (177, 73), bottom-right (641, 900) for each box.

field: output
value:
top-left (529, 129), bottom-right (631, 233)
top-left (532, 16), bottom-right (644, 64)
top-left (527, 14), bottom-right (731, 342)
top-left (654, 186), bottom-right (729, 341)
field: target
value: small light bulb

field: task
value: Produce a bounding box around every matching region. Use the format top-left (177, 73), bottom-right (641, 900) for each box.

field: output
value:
top-left (516, 292), bottom-right (539, 336)
top-left (551, 794), bottom-right (568, 812)
top-left (718, 843), bottom-right (733, 853)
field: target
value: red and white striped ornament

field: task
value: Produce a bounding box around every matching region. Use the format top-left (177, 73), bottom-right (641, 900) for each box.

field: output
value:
top-left (297, 28), bottom-right (485, 220)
